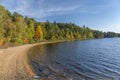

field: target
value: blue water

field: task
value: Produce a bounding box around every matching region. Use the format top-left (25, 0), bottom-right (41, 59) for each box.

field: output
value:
top-left (29, 38), bottom-right (120, 80)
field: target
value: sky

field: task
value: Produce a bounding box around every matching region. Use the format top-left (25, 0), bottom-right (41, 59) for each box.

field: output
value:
top-left (0, 0), bottom-right (120, 33)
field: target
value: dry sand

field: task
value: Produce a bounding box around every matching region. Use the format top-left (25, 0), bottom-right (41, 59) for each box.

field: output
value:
top-left (0, 44), bottom-right (35, 80)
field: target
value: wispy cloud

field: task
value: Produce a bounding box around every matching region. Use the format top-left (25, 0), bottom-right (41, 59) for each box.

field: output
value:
top-left (1, 0), bottom-right (114, 19)
top-left (46, 5), bottom-right (80, 12)
top-left (1, 0), bottom-right (81, 18)
top-left (38, 5), bottom-right (81, 19)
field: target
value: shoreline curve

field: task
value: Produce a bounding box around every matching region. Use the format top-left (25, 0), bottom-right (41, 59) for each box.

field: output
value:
top-left (0, 40), bottom-right (68, 80)
top-left (25, 41), bottom-right (68, 78)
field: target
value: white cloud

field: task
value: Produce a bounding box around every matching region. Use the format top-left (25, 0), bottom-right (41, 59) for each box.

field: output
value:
top-left (1, 0), bottom-right (81, 19)
top-left (46, 5), bottom-right (80, 12)
top-left (1, 0), bottom-right (114, 19)
top-left (15, 1), bottom-right (29, 13)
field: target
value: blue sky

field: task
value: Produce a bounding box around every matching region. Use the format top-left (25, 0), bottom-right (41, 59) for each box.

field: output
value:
top-left (0, 0), bottom-right (120, 33)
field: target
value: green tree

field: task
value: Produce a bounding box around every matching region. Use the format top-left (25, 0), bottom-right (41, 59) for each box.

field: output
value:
top-left (25, 17), bottom-right (35, 43)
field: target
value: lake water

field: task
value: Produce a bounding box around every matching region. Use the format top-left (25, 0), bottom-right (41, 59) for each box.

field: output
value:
top-left (29, 38), bottom-right (120, 80)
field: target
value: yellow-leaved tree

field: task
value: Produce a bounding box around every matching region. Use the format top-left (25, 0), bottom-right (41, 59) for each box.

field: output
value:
top-left (35, 25), bottom-right (43, 40)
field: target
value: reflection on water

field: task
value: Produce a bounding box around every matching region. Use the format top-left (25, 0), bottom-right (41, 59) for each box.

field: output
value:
top-left (28, 38), bottom-right (120, 80)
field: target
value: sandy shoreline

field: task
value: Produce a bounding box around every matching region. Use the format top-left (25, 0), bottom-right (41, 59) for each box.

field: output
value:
top-left (0, 41), bottom-right (66, 80)
top-left (0, 44), bottom-right (34, 80)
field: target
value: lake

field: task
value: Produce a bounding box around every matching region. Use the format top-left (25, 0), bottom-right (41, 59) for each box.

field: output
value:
top-left (29, 38), bottom-right (120, 80)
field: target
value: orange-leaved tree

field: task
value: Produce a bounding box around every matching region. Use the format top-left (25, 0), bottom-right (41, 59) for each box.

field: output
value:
top-left (35, 25), bottom-right (43, 40)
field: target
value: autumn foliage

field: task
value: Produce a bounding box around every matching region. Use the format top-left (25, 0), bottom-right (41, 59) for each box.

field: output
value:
top-left (35, 25), bottom-right (43, 40)
top-left (0, 5), bottom-right (120, 46)
top-left (23, 38), bottom-right (29, 44)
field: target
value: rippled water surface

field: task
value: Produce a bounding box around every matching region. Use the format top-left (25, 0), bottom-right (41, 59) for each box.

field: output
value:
top-left (29, 38), bottom-right (120, 80)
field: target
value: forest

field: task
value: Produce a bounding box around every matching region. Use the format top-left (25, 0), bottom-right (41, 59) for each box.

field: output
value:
top-left (0, 5), bottom-right (120, 46)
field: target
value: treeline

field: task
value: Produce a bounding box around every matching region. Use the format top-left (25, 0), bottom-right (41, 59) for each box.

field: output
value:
top-left (0, 5), bottom-right (120, 46)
